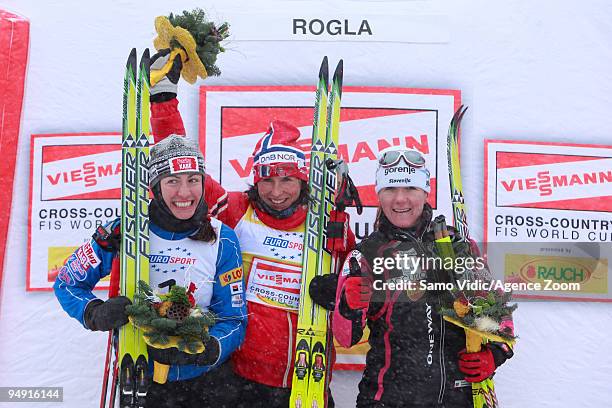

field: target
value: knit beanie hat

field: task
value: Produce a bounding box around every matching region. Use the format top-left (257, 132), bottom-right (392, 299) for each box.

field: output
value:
top-left (251, 120), bottom-right (308, 184)
top-left (149, 134), bottom-right (205, 187)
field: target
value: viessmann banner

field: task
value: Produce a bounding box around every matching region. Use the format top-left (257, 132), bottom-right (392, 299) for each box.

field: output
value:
top-left (485, 140), bottom-right (612, 302)
top-left (199, 85), bottom-right (461, 368)
top-left (199, 85), bottom-right (460, 242)
top-left (28, 133), bottom-right (122, 291)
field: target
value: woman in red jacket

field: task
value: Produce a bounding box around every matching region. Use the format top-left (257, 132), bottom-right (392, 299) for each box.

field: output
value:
top-left (150, 49), bottom-right (355, 407)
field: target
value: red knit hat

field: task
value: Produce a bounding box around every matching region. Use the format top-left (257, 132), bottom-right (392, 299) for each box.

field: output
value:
top-left (251, 120), bottom-right (308, 184)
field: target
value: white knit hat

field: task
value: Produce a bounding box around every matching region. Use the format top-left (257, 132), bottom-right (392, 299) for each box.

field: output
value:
top-left (375, 147), bottom-right (431, 193)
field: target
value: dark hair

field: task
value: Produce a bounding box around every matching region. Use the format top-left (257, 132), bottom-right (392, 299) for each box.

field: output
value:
top-left (373, 207), bottom-right (384, 230)
top-left (189, 219), bottom-right (217, 243)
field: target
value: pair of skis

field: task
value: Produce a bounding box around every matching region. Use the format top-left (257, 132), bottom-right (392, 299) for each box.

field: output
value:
top-left (446, 106), bottom-right (500, 408)
top-left (290, 57), bottom-right (343, 408)
top-left (100, 48), bottom-right (152, 408)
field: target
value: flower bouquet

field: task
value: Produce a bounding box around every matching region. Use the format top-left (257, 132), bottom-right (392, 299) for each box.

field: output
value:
top-left (439, 289), bottom-right (516, 351)
top-left (439, 288), bottom-right (516, 408)
top-left (434, 217), bottom-right (517, 408)
top-left (152, 8), bottom-right (230, 86)
top-left (125, 280), bottom-right (216, 384)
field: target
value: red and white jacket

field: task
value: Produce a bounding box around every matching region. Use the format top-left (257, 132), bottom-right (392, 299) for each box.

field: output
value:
top-left (152, 98), bottom-right (356, 388)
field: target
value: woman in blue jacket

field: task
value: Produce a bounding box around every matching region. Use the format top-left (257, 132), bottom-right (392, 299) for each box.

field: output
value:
top-left (54, 135), bottom-right (247, 407)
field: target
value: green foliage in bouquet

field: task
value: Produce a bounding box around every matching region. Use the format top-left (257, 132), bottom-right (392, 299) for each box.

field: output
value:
top-left (125, 280), bottom-right (216, 353)
top-left (167, 8), bottom-right (229, 77)
top-left (439, 288), bottom-right (517, 341)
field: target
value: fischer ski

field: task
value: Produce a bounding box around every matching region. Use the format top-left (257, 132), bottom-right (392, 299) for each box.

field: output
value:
top-left (112, 48), bottom-right (152, 408)
top-left (290, 57), bottom-right (343, 408)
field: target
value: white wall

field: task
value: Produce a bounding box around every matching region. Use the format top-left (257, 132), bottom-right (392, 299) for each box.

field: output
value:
top-left (1, 1), bottom-right (611, 407)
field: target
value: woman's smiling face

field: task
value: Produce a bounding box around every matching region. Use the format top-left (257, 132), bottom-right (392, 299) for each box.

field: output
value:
top-left (378, 187), bottom-right (428, 228)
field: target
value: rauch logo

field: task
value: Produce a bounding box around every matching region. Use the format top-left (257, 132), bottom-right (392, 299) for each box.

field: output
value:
top-left (518, 258), bottom-right (592, 284)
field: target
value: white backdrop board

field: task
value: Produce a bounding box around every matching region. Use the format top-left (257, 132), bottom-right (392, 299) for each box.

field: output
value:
top-left (484, 140), bottom-right (612, 301)
top-left (1, 1), bottom-right (612, 407)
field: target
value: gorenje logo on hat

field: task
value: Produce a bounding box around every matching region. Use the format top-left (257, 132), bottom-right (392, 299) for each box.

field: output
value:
top-left (169, 156), bottom-right (198, 174)
top-left (375, 161), bottom-right (431, 193)
top-left (384, 166), bottom-right (417, 176)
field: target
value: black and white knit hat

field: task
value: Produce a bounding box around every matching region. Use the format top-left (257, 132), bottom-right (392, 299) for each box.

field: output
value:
top-left (149, 134), bottom-right (205, 187)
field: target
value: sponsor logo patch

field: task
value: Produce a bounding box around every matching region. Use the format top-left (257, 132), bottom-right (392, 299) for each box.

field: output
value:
top-left (67, 256), bottom-right (87, 281)
top-left (76, 242), bottom-right (100, 270)
top-left (57, 265), bottom-right (75, 286)
top-left (169, 156), bottom-right (198, 174)
top-left (230, 281), bottom-right (243, 295)
top-left (231, 294), bottom-right (244, 307)
top-left (258, 151), bottom-right (300, 164)
top-left (220, 267), bottom-right (243, 286)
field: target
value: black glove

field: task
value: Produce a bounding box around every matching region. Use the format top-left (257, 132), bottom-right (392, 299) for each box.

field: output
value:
top-left (150, 48), bottom-right (183, 102)
top-left (309, 274), bottom-right (338, 311)
top-left (93, 218), bottom-right (121, 253)
top-left (84, 296), bottom-right (131, 331)
top-left (147, 337), bottom-right (220, 366)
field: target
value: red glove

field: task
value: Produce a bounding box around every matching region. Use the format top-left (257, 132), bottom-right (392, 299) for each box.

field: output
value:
top-left (458, 346), bottom-right (496, 383)
top-left (344, 276), bottom-right (372, 310)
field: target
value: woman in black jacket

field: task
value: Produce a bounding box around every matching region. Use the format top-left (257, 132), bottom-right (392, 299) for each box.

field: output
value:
top-left (333, 147), bottom-right (514, 408)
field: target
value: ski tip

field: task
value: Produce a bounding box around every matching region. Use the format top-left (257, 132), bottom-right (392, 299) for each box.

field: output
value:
top-left (450, 104), bottom-right (468, 130)
top-left (127, 48), bottom-right (137, 72)
top-left (448, 105), bottom-right (468, 143)
top-left (140, 48), bottom-right (151, 80)
top-left (319, 56), bottom-right (329, 85)
top-left (334, 59), bottom-right (344, 75)
top-left (454, 104), bottom-right (468, 120)
top-left (333, 59), bottom-right (344, 97)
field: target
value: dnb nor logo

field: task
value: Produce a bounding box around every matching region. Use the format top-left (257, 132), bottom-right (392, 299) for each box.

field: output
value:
top-left (36, 134), bottom-right (122, 201)
top-left (496, 152), bottom-right (612, 212)
top-left (200, 86), bottom-right (462, 212)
